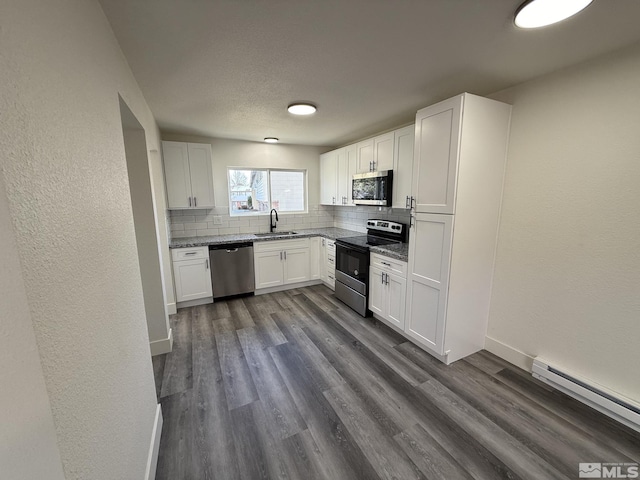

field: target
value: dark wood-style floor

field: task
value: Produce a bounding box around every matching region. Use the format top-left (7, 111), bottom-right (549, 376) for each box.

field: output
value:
top-left (152, 285), bottom-right (639, 480)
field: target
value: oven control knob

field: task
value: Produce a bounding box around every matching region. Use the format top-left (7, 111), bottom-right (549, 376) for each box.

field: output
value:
top-left (354, 269), bottom-right (359, 276)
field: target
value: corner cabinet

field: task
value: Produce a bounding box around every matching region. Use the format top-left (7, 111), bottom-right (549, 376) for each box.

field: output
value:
top-left (162, 141), bottom-right (215, 209)
top-left (171, 247), bottom-right (213, 307)
top-left (406, 93), bottom-right (512, 364)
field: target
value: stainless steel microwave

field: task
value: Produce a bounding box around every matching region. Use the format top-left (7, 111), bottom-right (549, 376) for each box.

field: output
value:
top-left (352, 170), bottom-right (393, 206)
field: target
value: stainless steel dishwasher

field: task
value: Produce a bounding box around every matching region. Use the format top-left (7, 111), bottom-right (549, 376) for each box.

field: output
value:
top-left (209, 243), bottom-right (255, 299)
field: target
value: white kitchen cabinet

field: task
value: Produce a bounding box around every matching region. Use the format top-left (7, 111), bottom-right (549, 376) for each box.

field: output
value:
top-left (254, 250), bottom-right (284, 289)
top-left (162, 141), bottom-right (215, 209)
top-left (369, 253), bottom-right (408, 330)
top-left (405, 214), bottom-right (453, 353)
top-left (406, 93), bottom-right (511, 364)
top-left (254, 238), bottom-right (311, 291)
top-left (320, 150), bottom-right (338, 205)
top-left (319, 238), bottom-right (336, 290)
top-left (392, 125), bottom-right (415, 209)
top-left (310, 237), bottom-right (321, 280)
top-left (171, 247), bottom-right (212, 305)
top-left (336, 145), bottom-right (357, 206)
top-left (356, 132), bottom-right (394, 173)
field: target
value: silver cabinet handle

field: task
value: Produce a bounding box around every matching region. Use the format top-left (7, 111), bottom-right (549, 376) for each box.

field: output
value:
top-left (205, 259), bottom-right (209, 270)
top-left (284, 251), bottom-right (287, 260)
top-left (385, 273), bottom-right (389, 285)
top-left (410, 215), bottom-right (415, 228)
top-left (188, 197), bottom-right (192, 207)
top-left (185, 252), bottom-right (197, 256)
top-left (411, 196), bottom-right (416, 210)
top-left (322, 238), bottom-right (325, 246)
top-left (381, 261), bottom-right (390, 266)
top-left (381, 272), bottom-right (384, 284)
top-left (194, 197), bottom-right (197, 207)
top-left (280, 251), bottom-right (283, 261)
top-left (332, 196), bottom-right (335, 204)
top-left (405, 195), bottom-right (410, 209)
top-left (328, 274), bottom-right (334, 280)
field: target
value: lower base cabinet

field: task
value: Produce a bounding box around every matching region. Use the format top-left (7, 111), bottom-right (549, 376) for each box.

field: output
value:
top-left (254, 238), bottom-right (311, 290)
top-left (368, 254), bottom-right (407, 330)
top-left (172, 247), bottom-right (213, 304)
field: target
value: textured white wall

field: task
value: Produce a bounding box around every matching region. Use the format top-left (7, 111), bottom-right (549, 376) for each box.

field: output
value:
top-left (0, 166), bottom-right (66, 480)
top-left (489, 43), bottom-right (640, 403)
top-left (0, 0), bottom-right (160, 478)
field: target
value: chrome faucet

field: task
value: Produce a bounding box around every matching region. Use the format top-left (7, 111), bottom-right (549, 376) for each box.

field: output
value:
top-left (270, 209), bottom-right (279, 232)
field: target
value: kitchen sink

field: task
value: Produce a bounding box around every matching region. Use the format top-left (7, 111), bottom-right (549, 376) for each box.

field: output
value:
top-left (254, 231), bottom-right (298, 237)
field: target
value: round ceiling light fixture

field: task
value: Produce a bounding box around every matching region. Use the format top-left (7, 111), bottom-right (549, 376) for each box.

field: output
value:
top-left (514, 0), bottom-right (593, 29)
top-left (287, 103), bottom-right (317, 115)
top-left (264, 137), bottom-right (279, 143)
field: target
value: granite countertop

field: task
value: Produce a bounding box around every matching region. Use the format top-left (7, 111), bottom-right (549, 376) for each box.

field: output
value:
top-left (369, 242), bottom-right (409, 262)
top-left (169, 227), bottom-right (409, 262)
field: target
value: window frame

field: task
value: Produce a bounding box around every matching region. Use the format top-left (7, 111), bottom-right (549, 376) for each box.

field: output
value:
top-left (227, 167), bottom-right (308, 216)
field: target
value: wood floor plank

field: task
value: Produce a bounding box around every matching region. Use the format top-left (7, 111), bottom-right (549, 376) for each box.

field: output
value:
top-left (152, 353), bottom-right (166, 401)
top-left (419, 378), bottom-right (570, 480)
top-left (462, 350), bottom-right (511, 375)
top-left (230, 403), bottom-right (269, 480)
top-left (215, 328), bottom-right (259, 410)
top-left (279, 429), bottom-right (327, 480)
top-left (191, 306), bottom-right (241, 480)
top-left (155, 391), bottom-right (192, 480)
top-left (160, 309), bottom-right (193, 398)
top-left (237, 326), bottom-right (307, 440)
top-left (227, 298), bottom-right (256, 329)
top-left (269, 342), bottom-right (382, 480)
top-left (394, 423), bottom-right (474, 480)
top-left (323, 384), bottom-right (426, 480)
top-left (242, 296), bottom-right (288, 346)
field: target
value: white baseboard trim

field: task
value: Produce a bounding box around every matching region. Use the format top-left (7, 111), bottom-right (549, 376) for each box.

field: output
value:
top-left (484, 336), bottom-right (535, 372)
top-left (167, 302), bottom-right (177, 315)
top-left (145, 404), bottom-right (163, 480)
top-left (150, 328), bottom-right (173, 356)
top-left (255, 279), bottom-right (322, 296)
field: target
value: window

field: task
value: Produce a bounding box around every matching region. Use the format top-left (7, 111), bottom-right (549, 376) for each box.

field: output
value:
top-left (227, 168), bottom-right (307, 216)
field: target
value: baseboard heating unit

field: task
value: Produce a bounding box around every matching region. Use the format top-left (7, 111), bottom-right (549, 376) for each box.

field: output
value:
top-left (532, 358), bottom-right (640, 433)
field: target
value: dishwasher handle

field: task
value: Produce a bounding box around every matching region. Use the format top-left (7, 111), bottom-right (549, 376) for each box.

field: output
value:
top-left (226, 248), bottom-right (239, 253)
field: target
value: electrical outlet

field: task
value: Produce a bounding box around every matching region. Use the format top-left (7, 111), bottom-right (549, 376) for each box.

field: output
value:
top-left (213, 216), bottom-right (222, 225)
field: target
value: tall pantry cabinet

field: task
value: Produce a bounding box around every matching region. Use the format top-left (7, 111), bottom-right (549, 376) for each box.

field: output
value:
top-left (405, 93), bottom-right (511, 364)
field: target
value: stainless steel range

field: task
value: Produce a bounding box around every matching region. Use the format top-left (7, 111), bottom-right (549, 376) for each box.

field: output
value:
top-left (334, 220), bottom-right (407, 316)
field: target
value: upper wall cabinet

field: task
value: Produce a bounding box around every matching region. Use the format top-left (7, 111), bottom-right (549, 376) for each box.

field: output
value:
top-left (320, 150), bottom-right (338, 205)
top-left (337, 145), bottom-right (357, 206)
top-left (356, 132), bottom-right (394, 173)
top-left (391, 125), bottom-right (415, 209)
top-left (162, 141), bottom-right (215, 209)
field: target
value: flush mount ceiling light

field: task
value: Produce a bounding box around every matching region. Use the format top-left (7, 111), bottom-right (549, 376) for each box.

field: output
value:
top-left (515, 0), bottom-right (593, 28)
top-left (264, 137), bottom-right (279, 143)
top-left (287, 103), bottom-right (317, 115)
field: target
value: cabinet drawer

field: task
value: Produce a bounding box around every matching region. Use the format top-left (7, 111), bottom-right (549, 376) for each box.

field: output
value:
top-left (172, 246), bottom-right (208, 261)
top-left (254, 237), bottom-right (309, 253)
top-left (326, 240), bottom-right (336, 255)
top-left (327, 254), bottom-right (336, 270)
top-left (370, 253), bottom-right (407, 278)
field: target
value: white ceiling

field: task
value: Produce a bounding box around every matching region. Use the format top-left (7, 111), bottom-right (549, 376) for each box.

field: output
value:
top-left (99, 0), bottom-right (640, 147)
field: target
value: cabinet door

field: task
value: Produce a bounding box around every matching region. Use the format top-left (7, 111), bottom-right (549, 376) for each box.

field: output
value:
top-left (392, 125), bottom-right (415, 209)
top-left (355, 138), bottom-right (374, 173)
top-left (413, 95), bottom-right (463, 214)
top-left (405, 213), bottom-right (453, 355)
top-left (386, 272), bottom-right (406, 330)
top-left (320, 151), bottom-right (338, 205)
top-left (368, 266), bottom-right (386, 317)
top-left (283, 248), bottom-right (310, 285)
top-left (319, 239), bottom-right (327, 282)
top-left (163, 141), bottom-right (191, 208)
top-left (373, 132), bottom-right (394, 171)
top-left (336, 146), bottom-right (357, 206)
top-left (174, 258), bottom-right (212, 302)
top-left (309, 237), bottom-right (321, 280)
top-left (255, 251), bottom-right (284, 289)
top-left (187, 143), bottom-right (215, 208)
